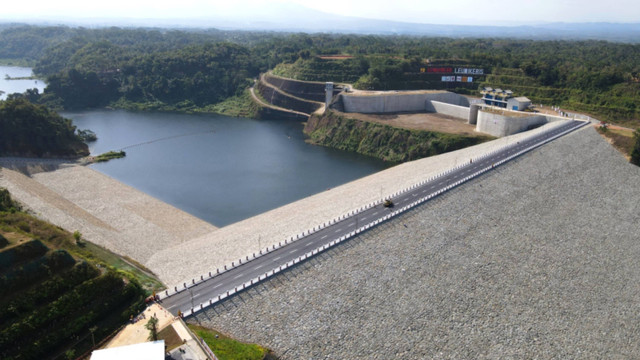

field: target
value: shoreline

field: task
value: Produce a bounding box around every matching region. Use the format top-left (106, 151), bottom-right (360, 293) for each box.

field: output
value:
top-left (0, 160), bottom-right (217, 272)
top-left (1, 120), bottom-right (570, 286)
top-left (148, 121), bottom-right (569, 286)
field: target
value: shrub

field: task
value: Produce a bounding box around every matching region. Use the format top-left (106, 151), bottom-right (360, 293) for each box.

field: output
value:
top-left (0, 249), bottom-right (76, 295)
top-left (0, 188), bottom-right (21, 213)
top-left (0, 261), bottom-right (99, 324)
top-left (0, 239), bottom-right (48, 272)
top-left (631, 129), bottom-right (640, 166)
top-left (93, 150), bottom-right (126, 163)
top-left (17, 221), bottom-right (31, 233)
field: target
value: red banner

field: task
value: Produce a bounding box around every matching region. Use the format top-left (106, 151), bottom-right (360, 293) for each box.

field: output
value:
top-left (427, 67), bottom-right (453, 73)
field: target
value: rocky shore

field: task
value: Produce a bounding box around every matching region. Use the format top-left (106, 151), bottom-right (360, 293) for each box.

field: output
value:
top-left (0, 161), bottom-right (216, 264)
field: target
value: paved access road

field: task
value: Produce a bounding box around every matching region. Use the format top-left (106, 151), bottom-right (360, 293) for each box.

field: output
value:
top-left (161, 120), bottom-right (587, 316)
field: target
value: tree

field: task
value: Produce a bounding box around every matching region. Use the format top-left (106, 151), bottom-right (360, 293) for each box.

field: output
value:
top-left (145, 316), bottom-right (159, 341)
top-left (64, 349), bottom-right (76, 360)
top-left (631, 128), bottom-right (640, 166)
top-left (0, 188), bottom-right (21, 212)
top-left (0, 98), bottom-right (88, 157)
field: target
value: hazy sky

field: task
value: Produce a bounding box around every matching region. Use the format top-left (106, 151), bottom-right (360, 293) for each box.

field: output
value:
top-left (3, 0), bottom-right (640, 25)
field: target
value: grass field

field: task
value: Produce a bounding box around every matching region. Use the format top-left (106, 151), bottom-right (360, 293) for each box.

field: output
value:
top-left (188, 324), bottom-right (270, 360)
top-left (80, 241), bottom-right (164, 293)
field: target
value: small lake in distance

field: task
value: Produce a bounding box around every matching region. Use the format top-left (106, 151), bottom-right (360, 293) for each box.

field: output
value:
top-left (0, 66), bottom-right (46, 100)
top-left (67, 110), bottom-right (392, 227)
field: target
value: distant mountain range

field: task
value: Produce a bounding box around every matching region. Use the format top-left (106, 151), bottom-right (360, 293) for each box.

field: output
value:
top-left (3, 3), bottom-right (640, 42)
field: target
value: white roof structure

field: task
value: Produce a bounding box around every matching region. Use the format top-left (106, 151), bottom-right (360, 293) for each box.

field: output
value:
top-left (90, 340), bottom-right (164, 360)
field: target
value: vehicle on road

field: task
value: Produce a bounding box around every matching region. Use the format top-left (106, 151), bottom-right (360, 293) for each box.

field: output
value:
top-left (383, 199), bottom-right (394, 208)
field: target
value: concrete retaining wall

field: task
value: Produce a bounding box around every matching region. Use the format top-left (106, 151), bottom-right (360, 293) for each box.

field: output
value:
top-left (476, 110), bottom-right (548, 137)
top-left (341, 91), bottom-right (469, 114)
top-left (429, 101), bottom-right (470, 120)
top-left (542, 114), bottom-right (569, 123)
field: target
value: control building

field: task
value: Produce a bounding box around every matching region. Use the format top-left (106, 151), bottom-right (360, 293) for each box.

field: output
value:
top-left (481, 87), bottom-right (531, 111)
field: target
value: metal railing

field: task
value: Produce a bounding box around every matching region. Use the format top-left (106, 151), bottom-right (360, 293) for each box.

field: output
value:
top-left (161, 120), bottom-right (588, 317)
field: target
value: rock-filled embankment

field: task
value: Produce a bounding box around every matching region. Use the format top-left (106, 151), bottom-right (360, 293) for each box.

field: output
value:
top-left (192, 127), bottom-right (640, 359)
top-left (0, 163), bottom-right (217, 264)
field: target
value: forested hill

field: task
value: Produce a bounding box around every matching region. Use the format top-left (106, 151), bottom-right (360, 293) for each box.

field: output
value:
top-left (2, 25), bottom-right (640, 125)
top-left (0, 25), bottom-right (282, 65)
top-left (33, 42), bottom-right (256, 110)
top-left (0, 98), bottom-right (88, 157)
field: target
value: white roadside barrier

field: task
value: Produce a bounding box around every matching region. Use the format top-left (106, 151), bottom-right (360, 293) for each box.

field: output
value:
top-left (168, 120), bottom-right (587, 314)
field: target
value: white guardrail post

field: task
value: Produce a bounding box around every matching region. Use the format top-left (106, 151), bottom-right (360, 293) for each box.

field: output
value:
top-left (167, 121), bottom-right (585, 309)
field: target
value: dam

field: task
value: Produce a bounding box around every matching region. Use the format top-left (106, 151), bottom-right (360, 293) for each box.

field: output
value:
top-left (4, 116), bottom-right (640, 358)
top-left (191, 125), bottom-right (640, 359)
top-left (0, 120), bottom-right (577, 286)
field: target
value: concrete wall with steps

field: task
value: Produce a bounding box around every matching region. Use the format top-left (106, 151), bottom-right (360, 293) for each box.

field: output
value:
top-left (256, 81), bottom-right (322, 115)
top-left (264, 73), bottom-right (327, 102)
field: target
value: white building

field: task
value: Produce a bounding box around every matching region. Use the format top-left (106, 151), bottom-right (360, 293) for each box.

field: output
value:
top-left (90, 340), bottom-right (165, 360)
top-left (507, 96), bottom-right (532, 111)
top-left (481, 87), bottom-right (531, 111)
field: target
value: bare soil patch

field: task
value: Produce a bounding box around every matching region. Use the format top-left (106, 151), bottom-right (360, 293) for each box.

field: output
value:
top-left (106, 304), bottom-right (175, 348)
top-left (340, 111), bottom-right (482, 136)
top-left (0, 231), bottom-right (32, 248)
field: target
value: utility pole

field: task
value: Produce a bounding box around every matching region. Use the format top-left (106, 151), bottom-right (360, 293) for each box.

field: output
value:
top-left (89, 326), bottom-right (97, 347)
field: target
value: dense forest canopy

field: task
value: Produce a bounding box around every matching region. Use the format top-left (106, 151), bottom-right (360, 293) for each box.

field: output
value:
top-left (1, 25), bottom-right (639, 125)
top-left (0, 98), bottom-right (88, 157)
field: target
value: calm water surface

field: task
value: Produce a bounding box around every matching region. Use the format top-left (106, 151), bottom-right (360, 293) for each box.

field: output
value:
top-left (67, 110), bottom-right (391, 227)
top-left (0, 66), bottom-right (46, 100)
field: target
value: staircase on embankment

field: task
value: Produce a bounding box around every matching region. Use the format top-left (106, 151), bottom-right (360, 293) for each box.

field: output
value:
top-left (251, 73), bottom-right (328, 120)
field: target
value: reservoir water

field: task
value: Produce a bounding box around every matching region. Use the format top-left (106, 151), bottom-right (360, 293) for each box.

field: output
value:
top-left (0, 66), bottom-right (46, 100)
top-left (67, 110), bottom-right (391, 227)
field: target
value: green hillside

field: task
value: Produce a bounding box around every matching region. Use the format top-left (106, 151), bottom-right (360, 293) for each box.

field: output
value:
top-left (305, 111), bottom-right (493, 163)
top-left (0, 188), bottom-right (154, 360)
top-left (273, 56), bottom-right (483, 94)
top-left (480, 68), bottom-right (640, 127)
top-left (0, 98), bottom-right (88, 157)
